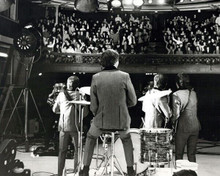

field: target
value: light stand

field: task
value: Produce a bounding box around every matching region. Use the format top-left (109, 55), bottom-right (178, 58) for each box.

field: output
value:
top-left (2, 56), bottom-right (46, 152)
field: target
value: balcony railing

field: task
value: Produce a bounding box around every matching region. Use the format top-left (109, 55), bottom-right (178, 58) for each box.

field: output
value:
top-left (41, 52), bottom-right (220, 65)
top-left (32, 52), bottom-right (220, 74)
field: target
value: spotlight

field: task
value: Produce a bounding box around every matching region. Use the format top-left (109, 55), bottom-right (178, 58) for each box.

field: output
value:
top-left (14, 25), bottom-right (42, 57)
top-left (111, 0), bottom-right (122, 8)
top-left (133, 0), bottom-right (144, 7)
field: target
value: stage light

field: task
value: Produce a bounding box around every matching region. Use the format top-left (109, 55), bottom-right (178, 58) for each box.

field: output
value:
top-left (14, 25), bottom-right (42, 57)
top-left (111, 0), bottom-right (122, 8)
top-left (0, 52), bottom-right (8, 58)
top-left (75, 0), bottom-right (98, 13)
top-left (133, 0), bottom-right (144, 7)
top-left (122, 0), bottom-right (133, 6)
top-left (158, 0), bottom-right (166, 4)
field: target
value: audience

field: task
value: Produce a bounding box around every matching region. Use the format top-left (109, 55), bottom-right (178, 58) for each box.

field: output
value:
top-left (35, 12), bottom-right (152, 54)
top-left (163, 14), bottom-right (220, 54)
top-left (35, 11), bottom-right (220, 55)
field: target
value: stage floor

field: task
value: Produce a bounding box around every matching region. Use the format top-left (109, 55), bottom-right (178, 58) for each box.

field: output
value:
top-left (14, 139), bottom-right (220, 176)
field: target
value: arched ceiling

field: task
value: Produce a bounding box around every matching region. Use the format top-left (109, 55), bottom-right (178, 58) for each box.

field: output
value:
top-left (28, 0), bottom-right (220, 12)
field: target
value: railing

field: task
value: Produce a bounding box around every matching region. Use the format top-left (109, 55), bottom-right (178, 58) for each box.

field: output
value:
top-left (42, 52), bottom-right (220, 65)
top-left (32, 52), bottom-right (220, 74)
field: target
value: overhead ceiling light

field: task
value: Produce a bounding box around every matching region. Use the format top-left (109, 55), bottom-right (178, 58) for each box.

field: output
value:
top-left (111, 0), bottom-right (122, 8)
top-left (133, 0), bottom-right (144, 7)
top-left (158, 0), bottom-right (166, 4)
top-left (0, 52), bottom-right (8, 58)
top-left (122, 0), bottom-right (133, 6)
top-left (148, 0), bottom-right (152, 4)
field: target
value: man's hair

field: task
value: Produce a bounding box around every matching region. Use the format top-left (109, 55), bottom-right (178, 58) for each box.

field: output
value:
top-left (154, 74), bottom-right (168, 90)
top-left (176, 73), bottom-right (192, 90)
top-left (100, 49), bottom-right (119, 67)
top-left (67, 76), bottom-right (80, 90)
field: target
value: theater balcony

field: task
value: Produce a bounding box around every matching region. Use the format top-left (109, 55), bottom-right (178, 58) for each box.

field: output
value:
top-left (32, 52), bottom-right (220, 75)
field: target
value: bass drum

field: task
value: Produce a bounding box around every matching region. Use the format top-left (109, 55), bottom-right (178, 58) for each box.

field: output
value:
top-left (114, 128), bottom-right (148, 175)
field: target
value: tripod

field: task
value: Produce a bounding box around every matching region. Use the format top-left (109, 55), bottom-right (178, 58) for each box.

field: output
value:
top-left (2, 57), bottom-right (46, 152)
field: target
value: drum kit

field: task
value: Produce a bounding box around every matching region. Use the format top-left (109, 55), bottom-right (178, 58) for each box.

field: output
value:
top-left (115, 128), bottom-right (173, 176)
top-left (68, 86), bottom-right (173, 176)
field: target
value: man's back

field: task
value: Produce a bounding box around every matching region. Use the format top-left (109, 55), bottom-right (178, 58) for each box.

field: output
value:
top-left (90, 69), bottom-right (137, 130)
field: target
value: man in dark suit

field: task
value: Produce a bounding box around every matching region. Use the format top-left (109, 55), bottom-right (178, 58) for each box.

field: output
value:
top-left (79, 49), bottom-right (137, 176)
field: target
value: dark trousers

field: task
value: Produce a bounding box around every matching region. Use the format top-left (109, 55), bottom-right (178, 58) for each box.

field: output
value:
top-left (83, 122), bottom-right (134, 167)
top-left (175, 131), bottom-right (199, 162)
top-left (58, 131), bottom-right (78, 176)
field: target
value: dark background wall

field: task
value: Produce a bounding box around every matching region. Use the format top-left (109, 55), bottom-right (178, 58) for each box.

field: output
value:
top-left (28, 73), bottom-right (220, 141)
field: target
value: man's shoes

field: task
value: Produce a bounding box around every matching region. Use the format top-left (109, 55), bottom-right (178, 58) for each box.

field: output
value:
top-left (127, 166), bottom-right (136, 176)
top-left (78, 170), bottom-right (84, 176)
top-left (79, 166), bottom-right (89, 176)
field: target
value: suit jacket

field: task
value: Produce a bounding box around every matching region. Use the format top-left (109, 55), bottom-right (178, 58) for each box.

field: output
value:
top-left (90, 68), bottom-right (137, 130)
top-left (52, 91), bottom-right (79, 132)
top-left (172, 89), bottom-right (201, 133)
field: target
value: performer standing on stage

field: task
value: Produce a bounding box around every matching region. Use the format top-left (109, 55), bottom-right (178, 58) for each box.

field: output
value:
top-left (141, 74), bottom-right (172, 129)
top-left (172, 73), bottom-right (201, 162)
top-left (79, 49), bottom-right (137, 176)
top-left (52, 76), bottom-right (80, 176)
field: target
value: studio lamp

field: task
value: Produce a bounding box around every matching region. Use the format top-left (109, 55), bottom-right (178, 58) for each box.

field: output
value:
top-left (13, 25), bottom-right (42, 57)
top-left (7, 25), bottom-right (46, 152)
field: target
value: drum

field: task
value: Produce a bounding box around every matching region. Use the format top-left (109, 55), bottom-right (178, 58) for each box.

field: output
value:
top-left (114, 128), bottom-right (148, 175)
top-left (140, 128), bottom-right (172, 163)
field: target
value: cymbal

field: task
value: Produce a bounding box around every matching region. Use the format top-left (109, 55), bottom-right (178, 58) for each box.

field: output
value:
top-left (79, 86), bottom-right (91, 96)
top-left (69, 100), bottom-right (90, 105)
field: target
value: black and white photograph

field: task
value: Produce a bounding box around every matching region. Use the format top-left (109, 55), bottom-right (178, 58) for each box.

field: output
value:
top-left (0, 0), bottom-right (220, 176)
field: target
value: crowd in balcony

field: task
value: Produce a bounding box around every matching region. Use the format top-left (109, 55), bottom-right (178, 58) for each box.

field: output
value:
top-left (163, 14), bottom-right (220, 54)
top-left (34, 10), bottom-right (220, 55)
top-left (35, 12), bottom-right (152, 54)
